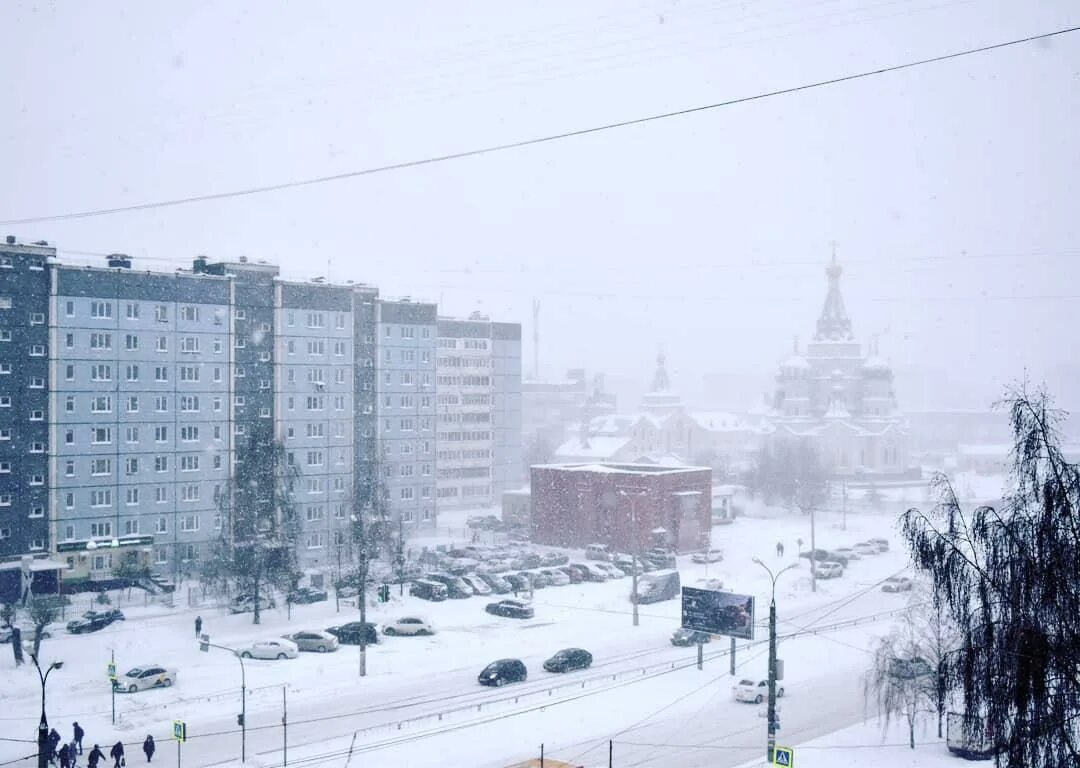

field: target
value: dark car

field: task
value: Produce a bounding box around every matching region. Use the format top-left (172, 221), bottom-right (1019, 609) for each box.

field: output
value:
top-left (66, 609), bottom-right (125, 634)
top-left (671, 628), bottom-right (712, 647)
top-left (504, 573), bottom-right (532, 593)
top-left (476, 573), bottom-right (513, 594)
top-left (539, 552), bottom-right (570, 567)
top-left (543, 648), bottom-right (593, 673)
top-left (799, 548), bottom-right (832, 562)
top-left (478, 658), bottom-right (527, 687)
top-left (557, 565), bottom-right (584, 584)
top-left (326, 622), bottom-right (379, 645)
top-left (485, 599), bottom-right (534, 619)
top-left (565, 563), bottom-right (592, 582)
top-left (425, 573), bottom-right (474, 599)
top-left (644, 549), bottom-right (676, 569)
top-left (288, 587), bottom-right (329, 604)
top-left (825, 550), bottom-right (851, 566)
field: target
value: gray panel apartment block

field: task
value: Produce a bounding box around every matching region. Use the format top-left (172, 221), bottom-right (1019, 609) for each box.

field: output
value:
top-left (376, 299), bottom-right (438, 530)
top-left (351, 285), bottom-right (378, 533)
top-left (492, 322), bottom-right (523, 495)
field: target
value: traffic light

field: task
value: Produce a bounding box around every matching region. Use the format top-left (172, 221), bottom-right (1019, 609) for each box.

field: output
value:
top-left (378, 584), bottom-right (390, 603)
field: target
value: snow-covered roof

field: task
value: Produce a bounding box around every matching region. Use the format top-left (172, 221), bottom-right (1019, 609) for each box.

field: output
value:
top-left (862, 355), bottom-right (891, 371)
top-left (780, 354), bottom-right (810, 370)
top-left (957, 443), bottom-right (1012, 457)
top-left (553, 435), bottom-right (632, 461)
top-left (690, 411), bottom-right (748, 432)
top-left (533, 462), bottom-right (711, 476)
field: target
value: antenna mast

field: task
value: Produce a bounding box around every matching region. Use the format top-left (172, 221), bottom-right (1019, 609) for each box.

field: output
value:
top-left (532, 298), bottom-right (541, 379)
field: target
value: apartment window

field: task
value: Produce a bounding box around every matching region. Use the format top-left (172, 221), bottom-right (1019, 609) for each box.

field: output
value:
top-left (180, 366), bottom-right (199, 382)
top-left (213, 454), bottom-right (223, 469)
top-left (402, 350), bottom-right (415, 363)
top-left (65, 364), bottom-right (74, 381)
top-left (64, 429), bottom-right (74, 445)
top-left (332, 477), bottom-right (345, 492)
top-left (401, 326), bottom-right (415, 339)
top-left (287, 311), bottom-right (295, 326)
top-left (213, 425), bottom-right (222, 440)
top-left (155, 456), bottom-right (168, 472)
top-left (334, 396), bottom-right (345, 410)
top-left (235, 309), bottom-right (246, 320)
top-left (306, 395), bottom-right (324, 411)
top-left (259, 352), bottom-right (270, 362)
top-left (213, 366), bottom-right (222, 383)
top-left (180, 512), bottom-right (200, 529)
top-left (420, 396), bottom-right (431, 408)
top-left (92, 427), bottom-right (112, 444)
top-left (307, 478), bottom-right (325, 494)
top-left (64, 492), bottom-right (74, 509)
top-left (91, 522), bottom-right (113, 537)
top-left (181, 336), bottom-right (199, 353)
top-left (126, 426), bottom-right (139, 443)
top-left (421, 373), bottom-right (431, 386)
top-left (156, 336), bottom-right (168, 352)
top-left (125, 334), bottom-right (139, 350)
top-left (259, 378), bottom-right (271, 390)
top-left (306, 423), bottom-right (324, 438)
top-left (400, 418), bottom-right (414, 431)
top-left (29, 441), bottom-right (44, 453)
top-left (65, 333), bottom-right (74, 349)
top-left (29, 473), bottom-right (44, 486)
top-left (234, 337), bottom-right (245, 349)
top-left (213, 339), bottom-right (222, 354)
top-left (0, 494), bottom-right (9, 507)
top-left (384, 326), bottom-right (392, 338)
top-left (180, 426), bottom-right (199, 442)
top-left (0, 461), bottom-right (8, 473)
top-left (91, 458), bottom-right (111, 475)
top-left (154, 396), bottom-right (168, 413)
top-left (181, 455), bottom-right (200, 472)
top-left (0, 396), bottom-right (9, 408)
top-left (421, 487), bottom-right (432, 499)
top-left (0, 527), bottom-right (9, 540)
top-left (65, 395), bottom-right (75, 413)
top-left (335, 369), bottom-right (346, 385)
top-left (334, 340), bottom-right (346, 356)
top-left (155, 366), bottom-right (168, 382)
top-left (287, 397), bottom-right (294, 411)
top-left (383, 349), bottom-right (392, 364)
top-left (126, 396), bottom-right (139, 413)
top-left (90, 490), bottom-right (112, 508)
top-left (156, 487), bottom-right (168, 503)
top-left (234, 424), bottom-right (245, 436)
top-left (306, 451), bottom-right (324, 467)
top-left (90, 300), bottom-right (112, 319)
top-left (29, 344), bottom-right (45, 356)
top-left (126, 488), bottom-right (140, 506)
top-left (400, 487), bottom-right (414, 500)
top-left (0, 296), bottom-right (9, 309)
top-left (1, 329), bottom-right (13, 341)
top-left (305, 506), bottom-right (324, 522)
top-left (154, 546), bottom-right (168, 565)
top-left (180, 395), bottom-right (200, 412)
top-left (233, 395), bottom-right (244, 407)
top-left (63, 460), bottom-right (74, 477)
top-left (155, 304), bottom-right (168, 322)
top-left (400, 395), bottom-right (415, 408)
top-left (181, 305), bottom-right (199, 322)
top-left (401, 372), bottom-right (413, 385)
top-left (307, 312), bottom-right (324, 328)
top-left (91, 395), bottom-right (112, 413)
top-left (421, 327), bottom-right (430, 339)
top-left (287, 340), bottom-right (295, 355)
top-left (422, 463), bottom-right (432, 476)
top-left (400, 464), bottom-right (414, 477)
top-left (335, 313), bottom-right (345, 329)
top-left (155, 516), bottom-right (168, 534)
top-left (305, 532), bottom-right (325, 549)
top-left (125, 457), bottom-right (139, 475)
top-left (213, 513), bottom-right (222, 531)
top-left (181, 486), bottom-right (200, 504)
top-left (235, 365), bottom-right (245, 378)
top-left (65, 300), bottom-right (75, 316)
top-left (63, 525), bottom-right (74, 540)
top-left (126, 302), bottom-right (140, 319)
top-left (126, 364), bottom-right (140, 381)
top-left (307, 340), bottom-right (325, 356)
top-left (124, 518), bottom-right (139, 535)
top-left (212, 397), bottom-right (222, 412)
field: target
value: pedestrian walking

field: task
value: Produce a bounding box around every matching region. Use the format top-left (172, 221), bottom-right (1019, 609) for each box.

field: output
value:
top-left (87, 744), bottom-right (104, 768)
top-left (49, 728), bottom-right (62, 765)
top-left (142, 736), bottom-right (155, 763)
top-left (58, 743), bottom-right (72, 768)
top-left (776, 541), bottom-right (784, 558)
top-left (109, 740), bottom-right (125, 768)
top-left (72, 723), bottom-right (85, 755)
top-left (194, 615), bottom-right (203, 638)
top-left (68, 740), bottom-right (79, 768)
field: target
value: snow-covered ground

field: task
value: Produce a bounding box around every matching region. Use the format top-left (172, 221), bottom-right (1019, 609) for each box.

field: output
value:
top-left (1, 507), bottom-right (916, 767)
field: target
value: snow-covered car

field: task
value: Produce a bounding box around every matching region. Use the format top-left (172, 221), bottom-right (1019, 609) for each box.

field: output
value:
top-left (539, 552), bottom-right (570, 567)
top-left (382, 616), bottom-right (435, 636)
top-left (577, 563), bottom-right (609, 582)
top-left (287, 587), bottom-right (328, 604)
top-left (538, 568), bottom-right (570, 586)
top-left (236, 638), bottom-right (299, 660)
top-left (733, 678), bottom-right (785, 704)
top-left (853, 542), bottom-right (880, 556)
top-left (475, 573), bottom-right (513, 594)
top-left (691, 549), bottom-right (724, 564)
top-left (816, 561), bottom-right (844, 579)
top-left (832, 547), bottom-right (859, 561)
top-left (695, 578), bottom-right (725, 591)
top-left (229, 595), bottom-right (276, 614)
top-left (0, 623), bottom-right (52, 644)
top-left (67, 609), bottom-right (125, 634)
top-left (120, 666), bottom-right (177, 693)
top-left (671, 628), bottom-right (712, 647)
top-left (476, 559), bottom-right (512, 575)
top-left (460, 575), bottom-right (493, 596)
top-left (281, 630), bottom-right (339, 653)
top-left (594, 562), bottom-right (625, 579)
top-left (882, 576), bottom-right (914, 593)
top-left (485, 599), bottom-right (534, 619)
top-left (868, 537), bottom-right (890, 551)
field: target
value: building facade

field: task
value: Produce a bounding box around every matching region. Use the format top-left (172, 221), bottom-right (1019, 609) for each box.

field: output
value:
top-left (376, 299), bottom-right (438, 529)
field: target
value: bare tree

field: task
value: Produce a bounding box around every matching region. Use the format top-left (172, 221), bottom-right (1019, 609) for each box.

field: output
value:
top-left (345, 482), bottom-right (390, 677)
top-left (27, 597), bottom-right (61, 659)
top-left (907, 585), bottom-right (962, 738)
top-left (748, 439), bottom-right (827, 511)
top-left (864, 622), bottom-right (937, 749)
top-left (901, 386), bottom-right (1080, 767)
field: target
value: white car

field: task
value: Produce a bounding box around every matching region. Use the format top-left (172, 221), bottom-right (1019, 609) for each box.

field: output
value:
top-left (460, 575), bottom-right (493, 596)
top-left (595, 562), bottom-right (625, 579)
top-left (236, 638), bottom-right (299, 660)
top-left (853, 542), bottom-right (880, 556)
top-left (691, 549), bottom-right (724, 564)
top-left (882, 576), bottom-right (914, 593)
top-left (229, 595), bottom-right (276, 614)
top-left (832, 547), bottom-right (860, 561)
top-left (382, 616), bottom-right (435, 636)
top-left (817, 561), bottom-right (844, 579)
top-left (120, 665), bottom-right (177, 693)
top-left (733, 678), bottom-right (785, 704)
top-left (695, 578), bottom-right (725, 591)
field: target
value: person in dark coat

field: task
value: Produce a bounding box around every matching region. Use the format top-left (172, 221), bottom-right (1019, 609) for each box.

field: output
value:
top-left (58, 743), bottom-right (72, 768)
top-left (109, 740), bottom-right (124, 768)
top-left (87, 744), bottom-right (104, 768)
top-left (776, 541), bottom-right (785, 558)
top-left (48, 728), bottom-right (62, 765)
top-left (72, 723), bottom-right (85, 755)
top-left (194, 615), bottom-right (202, 638)
top-left (142, 736), bottom-right (155, 763)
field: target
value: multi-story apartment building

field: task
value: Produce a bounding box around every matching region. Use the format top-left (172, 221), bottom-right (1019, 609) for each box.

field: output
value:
top-left (436, 315), bottom-right (522, 511)
top-left (275, 281), bottom-right (355, 570)
top-left (350, 284), bottom-right (379, 526)
top-left (0, 238), bottom-right (53, 558)
top-left (51, 257), bottom-right (233, 581)
top-left (376, 299), bottom-right (437, 529)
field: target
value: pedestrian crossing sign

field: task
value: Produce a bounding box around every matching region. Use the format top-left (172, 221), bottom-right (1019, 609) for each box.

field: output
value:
top-left (173, 721), bottom-right (186, 742)
top-left (772, 746), bottom-right (794, 766)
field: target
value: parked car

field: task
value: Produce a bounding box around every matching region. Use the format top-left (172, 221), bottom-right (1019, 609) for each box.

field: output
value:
top-left (67, 609), bottom-right (125, 634)
top-left (460, 575), bottom-right (493, 596)
top-left (595, 562), bottom-right (625, 580)
top-left (425, 573), bottom-right (474, 599)
top-left (557, 565), bottom-right (584, 584)
top-left (612, 553), bottom-right (654, 575)
top-left (537, 568), bottom-right (570, 587)
top-left (467, 514), bottom-right (501, 530)
top-left (229, 595), bottom-right (276, 614)
top-left (237, 638), bottom-right (299, 660)
top-left (632, 570), bottom-right (681, 604)
top-left (853, 542), bottom-right (880, 556)
top-left (644, 548), bottom-right (677, 569)
top-left (504, 573), bottom-right (533, 593)
top-left (799, 548), bottom-right (832, 562)
top-left (539, 552), bottom-right (570, 567)
top-left (733, 678), bottom-right (785, 704)
top-left (585, 544), bottom-right (611, 561)
top-left (528, 570), bottom-right (553, 589)
top-left (119, 665), bottom-right (176, 692)
top-left (445, 558), bottom-right (481, 576)
top-left (511, 553), bottom-right (542, 570)
top-left (695, 577), bottom-right (725, 591)
top-left (326, 622), bottom-right (379, 645)
top-left (691, 549), bottom-right (724, 564)
top-left (832, 547), bottom-right (860, 561)
top-left (817, 561), bottom-right (844, 579)
top-left (485, 599), bottom-right (535, 619)
top-left (0, 623), bottom-right (52, 643)
top-left (475, 573), bottom-right (513, 594)
top-left (476, 559), bottom-right (513, 575)
top-left (868, 537), bottom-right (890, 551)
top-left (478, 658), bottom-right (527, 687)
top-left (578, 563), bottom-right (609, 582)
top-left (543, 648), bottom-right (593, 673)
top-left (671, 628), bottom-right (712, 647)
top-left (825, 550), bottom-right (852, 566)
top-left (882, 576), bottom-right (914, 593)
top-left (564, 563), bottom-right (593, 582)
top-left (288, 587), bottom-right (329, 604)
top-left (410, 580), bottom-right (449, 601)
top-left (281, 630), bottom-right (339, 653)
top-left (383, 616), bottom-right (435, 636)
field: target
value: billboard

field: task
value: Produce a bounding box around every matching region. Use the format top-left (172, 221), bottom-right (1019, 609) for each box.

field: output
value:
top-left (681, 586), bottom-right (755, 640)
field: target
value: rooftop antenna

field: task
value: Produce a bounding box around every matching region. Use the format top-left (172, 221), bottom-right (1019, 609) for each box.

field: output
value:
top-left (532, 298), bottom-right (541, 380)
top-left (830, 240), bottom-right (839, 264)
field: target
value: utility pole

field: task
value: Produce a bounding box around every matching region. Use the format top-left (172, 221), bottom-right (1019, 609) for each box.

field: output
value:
top-left (200, 639), bottom-right (246, 763)
top-left (282, 687), bottom-right (288, 768)
top-left (842, 480), bottom-right (848, 531)
top-left (810, 501), bottom-right (817, 593)
top-left (753, 558), bottom-right (796, 763)
top-left (618, 488), bottom-right (648, 627)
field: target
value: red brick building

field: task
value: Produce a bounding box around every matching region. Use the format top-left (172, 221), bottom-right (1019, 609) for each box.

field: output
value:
top-left (530, 463), bottom-right (712, 553)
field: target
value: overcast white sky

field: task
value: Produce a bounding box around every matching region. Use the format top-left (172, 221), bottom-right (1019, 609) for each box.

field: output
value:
top-left (2, 1), bottom-right (1078, 412)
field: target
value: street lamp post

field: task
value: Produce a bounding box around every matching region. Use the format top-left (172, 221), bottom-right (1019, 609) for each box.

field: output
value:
top-left (30, 655), bottom-right (63, 768)
top-left (617, 488), bottom-right (648, 627)
top-left (752, 558), bottom-right (796, 763)
top-left (199, 640), bottom-right (246, 763)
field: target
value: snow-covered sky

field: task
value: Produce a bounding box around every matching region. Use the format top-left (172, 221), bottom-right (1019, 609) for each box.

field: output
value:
top-left (2, 1), bottom-right (1078, 410)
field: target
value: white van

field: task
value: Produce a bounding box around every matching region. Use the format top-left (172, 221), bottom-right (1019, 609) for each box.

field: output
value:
top-left (585, 544), bottom-right (610, 561)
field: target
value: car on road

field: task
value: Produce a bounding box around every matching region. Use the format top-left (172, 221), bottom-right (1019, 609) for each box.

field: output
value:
top-left (557, 565), bottom-right (584, 584)
top-left (543, 648), bottom-right (593, 673)
top-left (824, 550), bottom-right (852, 566)
top-left (691, 549), bottom-right (724, 564)
top-left (288, 587), bottom-right (329, 604)
top-left (461, 575), bottom-right (493, 596)
top-left (66, 609), bottom-right (125, 634)
top-left (475, 573), bottom-right (513, 594)
top-left (120, 666), bottom-right (177, 692)
top-left (410, 580), bottom-right (449, 601)
top-left (671, 628), bottom-right (712, 647)
top-left (383, 616), bottom-right (435, 636)
top-left (282, 630), bottom-right (339, 653)
top-left (853, 542), bottom-right (881, 556)
top-left (478, 658), bottom-right (527, 687)
top-left (237, 638), bottom-right (299, 660)
top-left (733, 678), bottom-right (785, 704)
top-left (229, 595), bottom-right (276, 614)
top-left (538, 568), bottom-right (570, 587)
top-left (326, 622), bottom-right (379, 645)
top-left (817, 561), bottom-right (844, 579)
top-left (882, 576), bottom-right (914, 593)
top-left (0, 623), bottom-right (52, 643)
top-left (485, 599), bottom-right (535, 619)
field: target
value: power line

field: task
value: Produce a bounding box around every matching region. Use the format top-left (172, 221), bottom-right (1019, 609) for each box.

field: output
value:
top-left (3, 23), bottom-right (1077, 226)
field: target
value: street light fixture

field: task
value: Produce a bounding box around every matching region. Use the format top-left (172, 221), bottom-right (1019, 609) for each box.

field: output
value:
top-left (617, 488), bottom-right (648, 627)
top-left (752, 557), bottom-right (797, 763)
top-left (30, 655), bottom-right (63, 768)
top-left (199, 639), bottom-right (246, 763)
